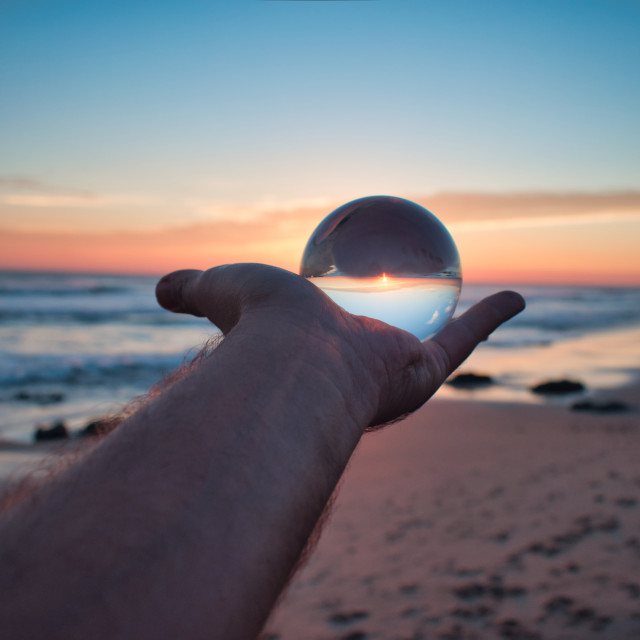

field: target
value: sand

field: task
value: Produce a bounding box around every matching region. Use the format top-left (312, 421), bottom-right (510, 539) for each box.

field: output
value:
top-left (1, 387), bottom-right (638, 639)
top-left (262, 391), bottom-right (640, 639)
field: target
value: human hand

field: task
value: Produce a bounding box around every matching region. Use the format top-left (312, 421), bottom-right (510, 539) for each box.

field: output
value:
top-left (156, 264), bottom-right (524, 429)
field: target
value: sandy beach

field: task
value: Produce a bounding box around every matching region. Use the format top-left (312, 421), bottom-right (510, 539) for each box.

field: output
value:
top-left (1, 380), bottom-right (638, 639)
top-left (260, 387), bottom-right (640, 640)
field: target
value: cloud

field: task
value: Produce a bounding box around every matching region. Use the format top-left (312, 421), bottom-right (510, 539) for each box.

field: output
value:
top-left (0, 175), bottom-right (95, 197)
top-left (0, 193), bottom-right (155, 209)
top-left (0, 174), bottom-right (157, 212)
top-left (0, 193), bottom-right (101, 208)
top-left (1, 190), bottom-right (639, 284)
top-left (0, 175), bottom-right (160, 231)
top-left (0, 205), bottom-right (321, 274)
top-left (448, 209), bottom-right (640, 232)
top-left (186, 190), bottom-right (640, 230)
top-left (3, 182), bottom-right (639, 232)
top-left (0, 176), bottom-right (52, 192)
top-left (411, 191), bottom-right (640, 224)
top-left (1, 190), bottom-right (639, 279)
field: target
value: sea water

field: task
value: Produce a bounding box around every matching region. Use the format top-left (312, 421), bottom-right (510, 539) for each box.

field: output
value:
top-left (1, 271), bottom-right (640, 441)
top-left (309, 275), bottom-right (461, 341)
top-left (0, 271), bottom-right (213, 440)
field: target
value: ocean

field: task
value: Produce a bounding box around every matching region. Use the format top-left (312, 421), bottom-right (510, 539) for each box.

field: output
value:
top-left (1, 271), bottom-right (639, 441)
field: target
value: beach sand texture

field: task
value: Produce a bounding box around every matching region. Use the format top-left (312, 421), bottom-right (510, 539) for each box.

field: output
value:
top-left (1, 390), bottom-right (638, 639)
top-left (263, 394), bottom-right (640, 640)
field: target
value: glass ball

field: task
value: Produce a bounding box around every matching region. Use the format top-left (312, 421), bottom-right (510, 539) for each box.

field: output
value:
top-left (300, 195), bottom-right (462, 341)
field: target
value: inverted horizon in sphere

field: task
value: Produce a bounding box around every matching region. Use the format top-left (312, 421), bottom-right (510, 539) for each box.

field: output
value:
top-left (301, 195), bottom-right (462, 339)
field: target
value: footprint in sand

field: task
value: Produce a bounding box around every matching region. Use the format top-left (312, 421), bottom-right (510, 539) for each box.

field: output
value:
top-left (328, 610), bottom-right (369, 626)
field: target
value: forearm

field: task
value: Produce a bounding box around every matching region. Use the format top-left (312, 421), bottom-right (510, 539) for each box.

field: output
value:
top-left (0, 320), bottom-right (373, 640)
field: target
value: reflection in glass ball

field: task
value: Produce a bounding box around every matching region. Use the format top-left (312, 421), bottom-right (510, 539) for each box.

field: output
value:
top-left (300, 195), bottom-right (462, 341)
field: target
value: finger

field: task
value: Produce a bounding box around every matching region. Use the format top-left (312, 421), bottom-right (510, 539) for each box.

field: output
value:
top-left (156, 266), bottom-right (245, 333)
top-left (156, 269), bottom-right (204, 313)
top-left (431, 291), bottom-right (525, 374)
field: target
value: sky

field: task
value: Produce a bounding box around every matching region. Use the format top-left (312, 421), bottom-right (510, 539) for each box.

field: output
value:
top-left (1, 0), bottom-right (639, 284)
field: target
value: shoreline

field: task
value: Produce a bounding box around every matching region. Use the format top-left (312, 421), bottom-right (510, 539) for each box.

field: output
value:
top-left (3, 321), bottom-right (639, 441)
top-left (436, 324), bottom-right (640, 405)
top-left (2, 356), bottom-right (638, 483)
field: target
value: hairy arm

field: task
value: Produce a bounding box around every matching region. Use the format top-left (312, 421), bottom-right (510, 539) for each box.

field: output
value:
top-left (0, 265), bottom-right (524, 640)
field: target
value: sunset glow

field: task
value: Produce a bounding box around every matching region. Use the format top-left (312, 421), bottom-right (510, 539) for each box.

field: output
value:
top-left (1, 2), bottom-right (638, 285)
top-left (0, 193), bottom-right (638, 284)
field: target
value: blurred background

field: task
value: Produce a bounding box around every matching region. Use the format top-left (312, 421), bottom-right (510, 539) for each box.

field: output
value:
top-left (1, 0), bottom-right (638, 282)
top-left (2, 6), bottom-right (639, 637)
top-left (1, 0), bottom-right (639, 439)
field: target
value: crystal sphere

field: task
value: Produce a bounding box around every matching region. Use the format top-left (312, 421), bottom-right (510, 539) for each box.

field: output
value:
top-left (300, 195), bottom-right (462, 341)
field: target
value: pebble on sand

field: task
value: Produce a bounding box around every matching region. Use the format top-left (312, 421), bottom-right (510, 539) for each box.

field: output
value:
top-left (530, 379), bottom-right (586, 395)
top-left (447, 373), bottom-right (495, 389)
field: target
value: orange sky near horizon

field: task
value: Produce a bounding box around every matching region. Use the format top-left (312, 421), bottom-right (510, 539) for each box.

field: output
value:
top-left (3, 3), bottom-right (640, 288)
top-left (1, 192), bottom-right (639, 286)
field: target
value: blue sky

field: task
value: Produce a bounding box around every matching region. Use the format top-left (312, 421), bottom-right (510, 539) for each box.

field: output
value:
top-left (1, 0), bottom-right (639, 233)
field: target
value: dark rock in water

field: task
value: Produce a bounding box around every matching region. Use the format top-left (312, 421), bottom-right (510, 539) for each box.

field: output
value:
top-left (14, 390), bottom-right (65, 405)
top-left (447, 373), bottom-right (495, 389)
top-left (571, 400), bottom-right (629, 413)
top-left (530, 379), bottom-right (586, 395)
top-left (80, 417), bottom-right (118, 437)
top-left (34, 421), bottom-right (69, 441)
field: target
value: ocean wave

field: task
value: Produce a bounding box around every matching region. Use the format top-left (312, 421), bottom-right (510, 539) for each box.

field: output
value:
top-left (2, 275), bottom-right (639, 353)
top-left (0, 309), bottom-right (200, 326)
top-left (457, 284), bottom-right (640, 341)
top-left (0, 285), bottom-right (131, 296)
top-left (0, 351), bottom-right (195, 388)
